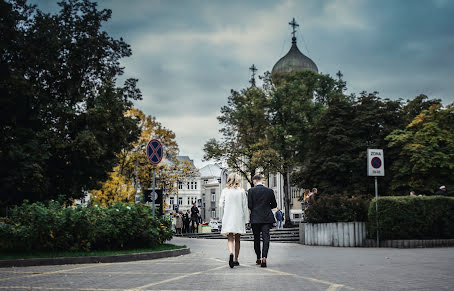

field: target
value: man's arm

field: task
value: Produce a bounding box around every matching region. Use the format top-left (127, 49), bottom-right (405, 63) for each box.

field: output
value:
top-left (248, 188), bottom-right (253, 210)
top-left (270, 189), bottom-right (277, 209)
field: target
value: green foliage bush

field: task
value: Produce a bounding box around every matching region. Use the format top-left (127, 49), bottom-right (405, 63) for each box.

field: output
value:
top-left (367, 196), bottom-right (454, 239)
top-left (303, 194), bottom-right (370, 223)
top-left (0, 201), bottom-right (173, 252)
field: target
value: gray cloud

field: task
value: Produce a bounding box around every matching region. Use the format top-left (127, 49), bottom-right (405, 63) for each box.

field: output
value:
top-left (30, 0), bottom-right (454, 167)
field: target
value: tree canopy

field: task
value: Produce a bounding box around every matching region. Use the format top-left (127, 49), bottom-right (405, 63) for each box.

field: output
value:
top-left (0, 0), bottom-right (141, 205)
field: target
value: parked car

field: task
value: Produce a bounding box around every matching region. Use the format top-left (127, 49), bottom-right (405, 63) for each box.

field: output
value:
top-left (209, 220), bottom-right (222, 232)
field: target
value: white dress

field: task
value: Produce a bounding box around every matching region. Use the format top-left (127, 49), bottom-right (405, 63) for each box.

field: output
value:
top-left (219, 187), bottom-right (249, 236)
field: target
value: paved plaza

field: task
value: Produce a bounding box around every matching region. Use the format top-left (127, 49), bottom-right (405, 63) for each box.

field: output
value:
top-left (0, 237), bottom-right (453, 290)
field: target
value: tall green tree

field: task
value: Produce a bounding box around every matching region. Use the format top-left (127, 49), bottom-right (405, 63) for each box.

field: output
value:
top-left (204, 86), bottom-right (269, 187)
top-left (386, 104), bottom-right (454, 195)
top-left (267, 71), bottom-right (341, 225)
top-left (0, 0), bottom-right (141, 205)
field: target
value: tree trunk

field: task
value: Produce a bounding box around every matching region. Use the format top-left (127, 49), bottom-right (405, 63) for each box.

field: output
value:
top-left (282, 170), bottom-right (292, 227)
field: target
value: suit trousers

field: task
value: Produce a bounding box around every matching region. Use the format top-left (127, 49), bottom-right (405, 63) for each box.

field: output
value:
top-left (252, 223), bottom-right (271, 259)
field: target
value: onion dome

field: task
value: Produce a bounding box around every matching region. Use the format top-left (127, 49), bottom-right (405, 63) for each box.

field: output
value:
top-left (272, 36), bottom-right (318, 78)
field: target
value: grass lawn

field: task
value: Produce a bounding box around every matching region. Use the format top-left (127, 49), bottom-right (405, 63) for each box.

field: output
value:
top-left (0, 244), bottom-right (187, 260)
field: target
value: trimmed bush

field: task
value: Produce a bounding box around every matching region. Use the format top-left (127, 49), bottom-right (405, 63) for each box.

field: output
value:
top-left (367, 196), bottom-right (454, 240)
top-left (0, 201), bottom-right (173, 252)
top-left (303, 194), bottom-right (370, 223)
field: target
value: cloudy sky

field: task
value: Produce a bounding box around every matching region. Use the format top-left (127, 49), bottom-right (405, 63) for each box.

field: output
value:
top-left (34, 0), bottom-right (454, 168)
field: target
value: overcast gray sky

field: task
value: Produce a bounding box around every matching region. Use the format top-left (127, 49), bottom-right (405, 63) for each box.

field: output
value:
top-left (34, 0), bottom-right (454, 168)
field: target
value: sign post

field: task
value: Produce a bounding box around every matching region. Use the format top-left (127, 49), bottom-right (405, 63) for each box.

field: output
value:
top-left (367, 149), bottom-right (384, 247)
top-left (147, 139), bottom-right (164, 219)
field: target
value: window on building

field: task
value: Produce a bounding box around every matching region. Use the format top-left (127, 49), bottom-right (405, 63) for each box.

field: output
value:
top-left (187, 182), bottom-right (190, 189)
top-left (273, 174), bottom-right (277, 188)
top-left (187, 197), bottom-right (190, 205)
top-left (178, 197), bottom-right (183, 205)
top-left (217, 178), bottom-right (221, 183)
top-left (178, 182), bottom-right (183, 189)
top-left (169, 197), bottom-right (174, 205)
top-left (211, 193), bottom-right (216, 202)
top-left (211, 210), bottom-right (216, 218)
top-left (190, 181), bottom-right (194, 189)
top-left (294, 214), bottom-right (301, 219)
top-left (204, 179), bottom-right (208, 184)
top-left (194, 181), bottom-right (197, 190)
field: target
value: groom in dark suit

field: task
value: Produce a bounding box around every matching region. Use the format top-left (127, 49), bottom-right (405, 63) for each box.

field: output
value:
top-left (248, 174), bottom-right (277, 267)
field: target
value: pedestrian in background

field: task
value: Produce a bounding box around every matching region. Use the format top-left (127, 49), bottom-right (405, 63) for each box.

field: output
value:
top-left (219, 173), bottom-right (249, 268)
top-left (435, 186), bottom-right (448, 196)
top-left (191, 202), bottom-right (200, 233)
top-left (183, 210), bottom-right (190, 233)
top-left (175, 210), bottom-right (183, 235)
top-left (302, 188), bottom-right (310, 212)
top-left (275, 208), bottom-right (284, 229)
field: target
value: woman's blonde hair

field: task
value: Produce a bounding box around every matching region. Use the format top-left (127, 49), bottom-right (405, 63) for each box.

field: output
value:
top-left (303, 189), bottom-right (310, 201)
top-left (226, 173), bottom-right (241, 188)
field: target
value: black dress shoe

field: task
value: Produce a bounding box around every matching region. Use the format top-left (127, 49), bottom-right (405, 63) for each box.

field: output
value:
top-left (256, 259), bottom-right (261, 265)
top-left (233, 261), bottom-right (240, 266)
top-left (229, 254), bottom-right (234, 268)
top-left (261, 260), bottom-right (267, 268)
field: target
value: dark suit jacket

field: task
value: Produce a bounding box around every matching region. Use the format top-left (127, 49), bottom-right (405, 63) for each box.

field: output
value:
top-left (248, 184), bottom-right (278, 224)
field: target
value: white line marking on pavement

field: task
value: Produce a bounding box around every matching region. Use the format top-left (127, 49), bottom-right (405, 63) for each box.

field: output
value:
top-left (131, 265), bottom-right (226, 290)
top-left (326, 284), bottom-right (344, 291)
top-left (0, 263), bottom-right (115, 282)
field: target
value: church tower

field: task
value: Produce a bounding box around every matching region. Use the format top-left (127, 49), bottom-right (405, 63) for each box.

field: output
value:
top-left (271, 18), bottom-right (318, 81)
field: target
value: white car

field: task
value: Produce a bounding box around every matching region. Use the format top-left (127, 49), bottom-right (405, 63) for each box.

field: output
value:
top-left (209, 220), bottom-right (222, 232)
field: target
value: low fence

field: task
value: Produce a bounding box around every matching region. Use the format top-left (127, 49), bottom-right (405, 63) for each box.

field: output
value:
top-left (300, 222), bottom-right (366, 247)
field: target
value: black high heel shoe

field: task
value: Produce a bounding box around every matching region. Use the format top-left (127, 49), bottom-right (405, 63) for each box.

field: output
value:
top-left (229, 254), bottom-right (234, 268)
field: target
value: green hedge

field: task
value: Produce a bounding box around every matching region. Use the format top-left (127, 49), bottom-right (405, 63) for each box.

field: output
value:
top-left (367, 196), bottom-right (454, 240)
top-left (0, 201), bottom-right (173, 252)
top-left (303, 194), bottom-right (370, 223)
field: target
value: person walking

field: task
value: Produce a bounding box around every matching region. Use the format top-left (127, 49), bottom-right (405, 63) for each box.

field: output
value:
top-left (274, 208), bottom-right (284, 230)
top-left (248, 174), bottom-right (277, 268)
top-left (220, 173), bottom-right (249, 268)
top-left (183, 210), bottom-right (190, 234)
top-left (190, 202), bottom-right (200, 233)
top-left (175, 210), bottom-right (183, 235)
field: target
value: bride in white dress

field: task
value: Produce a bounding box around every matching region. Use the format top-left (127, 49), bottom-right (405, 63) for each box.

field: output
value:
top-left (219, 173), bottom-right (249, 268)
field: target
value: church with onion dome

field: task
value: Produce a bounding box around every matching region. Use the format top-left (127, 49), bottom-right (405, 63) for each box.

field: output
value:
top-left (244, 18), bottom-right (319, 223)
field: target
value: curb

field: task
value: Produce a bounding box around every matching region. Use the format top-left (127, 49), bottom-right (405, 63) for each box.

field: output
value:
top-left (0, 247), bottom-right (190, 268)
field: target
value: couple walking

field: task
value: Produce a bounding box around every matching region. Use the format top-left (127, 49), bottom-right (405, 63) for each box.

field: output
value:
top-left (219, 173), bottom-right (277, 268)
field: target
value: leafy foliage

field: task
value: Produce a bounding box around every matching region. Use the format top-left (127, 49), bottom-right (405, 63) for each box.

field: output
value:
top-left (367, 196), bottom-right (454, 239)
top-left (204, 87), bottom-right (269, 186)
top-left (0, 201), bottom-right (173, 251)
top-left (386, 104), bottom-right (454, 194)
top-left (303, 194), bottom-right (370, 223)
top-left (91, 108), bottom-right (198, 206)
top-left (0, 0), bottom-right (141, 205)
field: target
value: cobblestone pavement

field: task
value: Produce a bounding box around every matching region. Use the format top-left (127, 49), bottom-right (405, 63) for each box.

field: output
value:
top-left (0, 237), bottom-right (453, 290)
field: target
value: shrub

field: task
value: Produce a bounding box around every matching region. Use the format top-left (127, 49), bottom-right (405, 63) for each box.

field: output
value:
top-left (0, 201), bottom-right (173, 252)
top-left (303, 194), bottom-right (370, 223)
top-left (367, 196), bottom-right (454, 240)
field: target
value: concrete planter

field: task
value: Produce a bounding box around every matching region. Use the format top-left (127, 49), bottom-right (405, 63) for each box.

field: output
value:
top-left (300, 222), bottom-right (366, 247)
top-left (364, 239), bottom-right (454, 248)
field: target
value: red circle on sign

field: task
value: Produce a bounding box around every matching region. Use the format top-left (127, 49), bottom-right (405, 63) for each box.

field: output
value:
top-left (146, 139), bottom-right (163, 165)
top-left (371, 157), bottom-right (382, 169)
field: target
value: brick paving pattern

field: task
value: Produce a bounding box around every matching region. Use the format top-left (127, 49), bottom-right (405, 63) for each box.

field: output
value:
top-left (0, 237), bottom-right (453, 290)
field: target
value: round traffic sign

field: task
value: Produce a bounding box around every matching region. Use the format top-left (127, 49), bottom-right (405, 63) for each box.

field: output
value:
top-left (149, 191), bottom-right (158, 201)
top-left (371, 157), bottom-right (382, 169)
top-left (146, 139), bottom-right (163, 164)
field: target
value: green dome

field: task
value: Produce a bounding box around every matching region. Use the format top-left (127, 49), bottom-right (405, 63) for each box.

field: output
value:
top-left (272, 37), bottom-right (318, 77)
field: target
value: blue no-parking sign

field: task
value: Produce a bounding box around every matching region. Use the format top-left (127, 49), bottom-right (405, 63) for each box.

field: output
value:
top-left (146, 139), bottom-right (163, 165)
top-left (367, 149), bottom-right (384, 176)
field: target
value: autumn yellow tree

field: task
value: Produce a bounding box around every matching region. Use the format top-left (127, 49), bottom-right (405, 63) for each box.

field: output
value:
top-left (91, 108), bottom-right (197, 206)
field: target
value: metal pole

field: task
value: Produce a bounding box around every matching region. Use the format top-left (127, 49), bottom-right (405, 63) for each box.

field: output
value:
top-left (152, 166), bottom-right (156, 220)
top-left (375, 176), bottom-right (379, 247)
